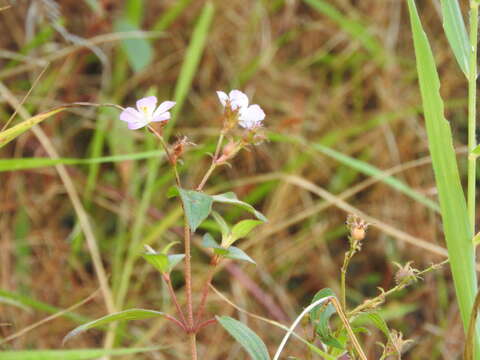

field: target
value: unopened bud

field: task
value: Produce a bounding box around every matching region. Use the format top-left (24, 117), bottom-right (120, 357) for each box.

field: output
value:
top-left (171, 136), bottom-right (195, 164)
top-left (345, 214), bottom-right (369, 242)
top-left (215, 140), bottom-right (241, 164)
top-left (394, 261), bottom-right (420, 286)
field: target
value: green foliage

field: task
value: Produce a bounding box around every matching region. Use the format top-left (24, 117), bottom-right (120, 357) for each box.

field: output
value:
top-left (167, 1), bottom-right (215, 134)
top-left (0, 348), bottom-right (158, 360)
top-left (114, 18), bottom-right (153, 73)
top-left (178, 188), bottom-right (214, 231)
top-left (202, 233), bottom-right (255, 264)
top-left (309, 289), bottom-right (344, 349)
top-left (0, 107), bottom-right (65, 148)
top-left (63, 309), bottom-right (165, 343)
top-left (230, 220), bottom-right (263, 245)
top-left (352, 312), bottom-right (390, 339)
top-left (440, 0), bottom-right (470, 76)
top-left (407, 0), bottom-right (478, 346)
top-left (142, 243), bottom-right (185, 274)
top-left (0, 151), bottom-right (165, 172)
top-left (216, 316), bottom-right (271, 360)
top-left (212, 192), bottom-right (268, 222)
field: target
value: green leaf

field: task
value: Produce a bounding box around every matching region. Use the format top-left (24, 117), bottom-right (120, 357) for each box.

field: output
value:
top-left (231, 220), bottom-right (263, 243)
top-left (224, 246), bottom-right (256, 264)
top-left (0, 295), bottom-right (31, 312)
top-left (115, 18), bottom-right (153, 72)
top-left (440, 0), bottom-right (470, 76)
top-left (0, 348), bottom-right (158, 360)
top-left (202, 234), bottom-right (255, 263)
top-left (211, 211), bottom-right (230, 239)
top-left (178, 188), bottom-right (213, 231)
top-left (407, 0), bottom-right (477, 334)
top-left (314, 296), bottom-right (344, 350)
top-left (167, 254), bottom-right (185, 272)
top-left (63, 309), bottom-right (165, 343)
top-left (216, 316), bottom-right (271, 360)
top-left (161, 241), bottom-right (180, 254)
top-left (310, 288), bottom-right (336, 322)
top-left (202, 233), bottom-right (219, 248)
top-left (352, 312), bottom-right (390, 339)
top-left (142, 252), bottom-right (169, 273)
top-left (212, 192), bottom-right (267, 222)
top-left (0, 107), bottom-right (65, 148)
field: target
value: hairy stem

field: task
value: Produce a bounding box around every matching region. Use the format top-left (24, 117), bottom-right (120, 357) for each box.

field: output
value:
top-left (468, 1), bottom-right (479, 234)
top-left (188, 333), bottom-right (198, 360)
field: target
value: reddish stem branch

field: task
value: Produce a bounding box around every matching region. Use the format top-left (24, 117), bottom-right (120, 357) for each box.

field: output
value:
top-left (194, 256), bottom-right (218, 326)
top-left (195, 318), bottom-right (217, 332)
top-left (165, 314), bottom-right (187, 331)
top-left (163, 273), bottom-right (187, 327)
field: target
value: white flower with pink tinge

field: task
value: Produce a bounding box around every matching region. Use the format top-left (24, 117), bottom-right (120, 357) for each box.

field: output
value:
top-left (120, 96), bottom-right (176, 130)
top-left (216, 89), bottom-right (265, 130)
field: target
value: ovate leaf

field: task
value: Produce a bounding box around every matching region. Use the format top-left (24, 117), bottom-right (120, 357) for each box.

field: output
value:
top-left (212, 192), bottom-right (267, 222)
top-left (352, 311), bottom-right (390, 339)
top-left (115, 19), bottom-right (153, 72)
top-left (224, 246), bottom-right (256, 264)
top-left (178, 188), bottom-right (213, 231)
top-left (310, 288), bottom-right (336, 322)
top-left (64, 309), bottom-right (165, 343)
top-left (231, 220), bottom-right (263, 243)
top-left (216, 316), bottom-right (270, 360)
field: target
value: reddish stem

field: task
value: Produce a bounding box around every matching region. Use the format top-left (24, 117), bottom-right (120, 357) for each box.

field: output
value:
top-left (195, 318), bottom-right (217, 332)
top-left (165, 314), bottom-right (187, 331)
top-left (163, 273), bottom-right (187, 327)
top-left (194, 256), bottom-right (218, 326)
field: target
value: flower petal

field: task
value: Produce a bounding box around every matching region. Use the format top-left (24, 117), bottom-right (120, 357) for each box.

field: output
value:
top-left (153, 101), bottom-right (176, 117)
top-left (152, 112), bottom-right (171, 122)
top-left (127, 121), bottom-right (148, 130)
top-left (239, 104), bottom-right (265, 129)
top-left (216, 91), bottom-right (228, 107)
top-left (120, 107), bottom-right (143, 123)
top-left (229, 90), bottom-right (249, 110)
top-left (136, 96), bottom-right (157, 115)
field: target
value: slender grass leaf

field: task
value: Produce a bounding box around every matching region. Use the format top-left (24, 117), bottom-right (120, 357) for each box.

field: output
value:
top-left (166, 1), bottom-right (214, 135)
top-left (270, 132), bottom-right (440, 213)
top-left (0, 289), bottom-right (87, 323)
top-left (440, 0), bottom-right (470, 76)
top-left (407, 0), bottom-right (477, 335)
top-left (303, 0), bottom-right (383, 62)
top-left (153, 0), bottom-right (193, 31)
top-left (0, 151), bottom-right (164, 172)
top-left (63, 309), bottom-right (165, 343)
top-left (0, 107), bottom-right (64, 148)
top-left (216, 316), bottom-right (271, 360)
top-left (0, 295), bottom-right (31, 312)
top-left (212, 192), bottom-right (267, 222)
top-left (0, 348), bottom-right (159, 360)
top-left (178, 188), bottom-right (213, 231)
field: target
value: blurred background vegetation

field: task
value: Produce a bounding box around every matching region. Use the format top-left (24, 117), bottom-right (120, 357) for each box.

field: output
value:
top-left (0, 0), bottom-right (474, 358)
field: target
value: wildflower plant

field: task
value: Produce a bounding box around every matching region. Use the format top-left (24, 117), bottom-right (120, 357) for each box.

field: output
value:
top-left (63, 90), bottom-right (269, 359)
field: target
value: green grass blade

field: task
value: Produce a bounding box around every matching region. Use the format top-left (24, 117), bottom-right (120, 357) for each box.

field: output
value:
top-left (0, 151), bottom-right (164, 172)
top-left (165, 1), bottom-right (215, 136)
top-left (153, 0), bottom-right (193, 31)
top-left (407, 0), bottom-right (477, 336)
top-left (303, 0), bottom-right (383, 62)
top-left (0, 348), bottom-right (159, 360)
top-left (270, 132), bottom-right (440, 212)
top-left (0, 107), bottom-right (65, 148)
top-left (440, 0), bottom-right (470, 76)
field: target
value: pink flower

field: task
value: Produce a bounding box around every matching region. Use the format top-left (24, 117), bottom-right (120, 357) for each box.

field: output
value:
top-left (216, 89), bottom-right (265, 130)
top-left (120, 96), bottom-right (176, 130)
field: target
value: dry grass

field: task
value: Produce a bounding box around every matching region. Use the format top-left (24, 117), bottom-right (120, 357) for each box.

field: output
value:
top-left (0, 0), bottom-right (472, 359)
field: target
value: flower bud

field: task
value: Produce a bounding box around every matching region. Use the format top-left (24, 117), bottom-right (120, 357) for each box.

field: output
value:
top-left (345, 214), bottom-right (369, 242)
